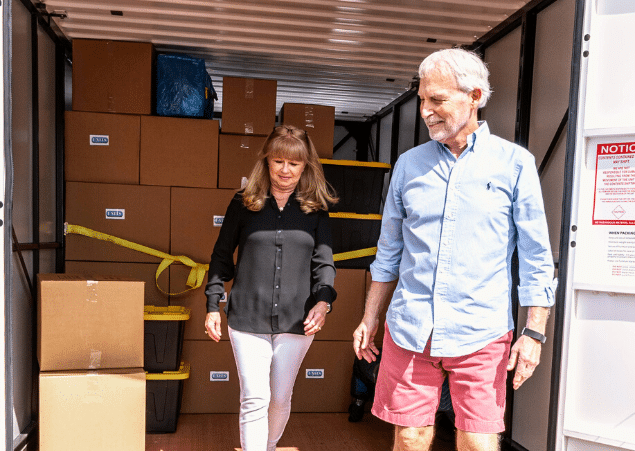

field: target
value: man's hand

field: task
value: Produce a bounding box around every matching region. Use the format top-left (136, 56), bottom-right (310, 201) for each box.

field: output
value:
top-left (353, 318), bottom-right (380, 363)
top-left (507, 334), bottom-right (542, 390)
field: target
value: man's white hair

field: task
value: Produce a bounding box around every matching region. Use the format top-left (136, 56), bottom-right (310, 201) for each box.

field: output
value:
top-left (418, 48), bottom-right (492, 109)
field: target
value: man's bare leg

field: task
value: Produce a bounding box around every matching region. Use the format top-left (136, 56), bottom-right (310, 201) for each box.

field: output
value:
top-left (392, 425), bottom-right (435, 451)
top-left (456, 430), bottom-right (500, 451)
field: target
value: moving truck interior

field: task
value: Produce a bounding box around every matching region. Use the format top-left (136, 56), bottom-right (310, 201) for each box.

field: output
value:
top-left (3, 0), bottom-right (634, 450)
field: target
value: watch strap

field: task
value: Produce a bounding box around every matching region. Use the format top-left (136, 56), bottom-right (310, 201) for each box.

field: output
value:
top-left (521, 327), bottom-right (547, 344)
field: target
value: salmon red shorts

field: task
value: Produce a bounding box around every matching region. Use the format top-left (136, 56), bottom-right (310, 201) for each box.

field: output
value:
top-left (371, 326), bottom-right (513, 434)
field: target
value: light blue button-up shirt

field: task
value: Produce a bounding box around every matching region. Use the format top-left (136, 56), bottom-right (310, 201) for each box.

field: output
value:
top-left (370, 122), bottom-right (556, 357)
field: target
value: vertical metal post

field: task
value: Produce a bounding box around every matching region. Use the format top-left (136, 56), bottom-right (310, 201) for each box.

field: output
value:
top-left (30, 12), bottom-right (39, 290)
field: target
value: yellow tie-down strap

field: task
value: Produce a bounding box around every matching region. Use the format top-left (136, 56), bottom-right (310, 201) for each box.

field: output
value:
top-left (64, 220), bottom-right (376, 292)
top-left (64, 223), bottom-right (208, 296)
top-left (319, 159), bottom-right (391, 169)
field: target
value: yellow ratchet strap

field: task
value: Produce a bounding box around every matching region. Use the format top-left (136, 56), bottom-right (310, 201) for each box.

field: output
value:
top-left (64, 223), bottom-right (208, 296)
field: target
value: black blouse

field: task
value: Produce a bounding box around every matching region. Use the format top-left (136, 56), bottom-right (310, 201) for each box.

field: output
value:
top-left (205, 192), bottom-right (337, 335)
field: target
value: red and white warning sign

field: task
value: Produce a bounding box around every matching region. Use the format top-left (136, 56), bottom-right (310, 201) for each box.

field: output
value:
top-left (593, 141), bottom-right (635, 225)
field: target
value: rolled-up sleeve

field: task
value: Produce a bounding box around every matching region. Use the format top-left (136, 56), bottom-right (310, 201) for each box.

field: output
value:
top-left (513, 156), bottom-right (557, 308)
top-left (370, 160), bottom-right (405, 283)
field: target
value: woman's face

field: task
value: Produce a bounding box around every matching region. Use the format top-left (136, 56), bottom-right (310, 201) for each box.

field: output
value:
top-left (267, 156), bottom-right (306, 192)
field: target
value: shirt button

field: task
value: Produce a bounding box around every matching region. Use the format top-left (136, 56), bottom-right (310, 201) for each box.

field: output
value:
top-left (277, 266), bottom-right (280, 270)
top-left (277, 230), bottom-right (281, 233)
top-left (276, 285), bottom-right (279, 289)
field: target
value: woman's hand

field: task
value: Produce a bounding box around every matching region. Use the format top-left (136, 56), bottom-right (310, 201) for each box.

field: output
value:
top-left (304, 301), bottom-right (329, 336)
top-left (205, 312), bottom-right (222, 342)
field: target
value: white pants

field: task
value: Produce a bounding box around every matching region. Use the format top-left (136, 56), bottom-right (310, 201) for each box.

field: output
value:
top-left (228, 326), bottom-right (314, 451)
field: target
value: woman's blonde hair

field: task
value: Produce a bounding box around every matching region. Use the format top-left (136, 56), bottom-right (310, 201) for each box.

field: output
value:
top-left (242, 125), bottom-right (338, 213)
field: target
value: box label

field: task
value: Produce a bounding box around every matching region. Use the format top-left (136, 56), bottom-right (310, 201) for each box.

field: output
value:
top-left (90, 134), bottom-right (110, 146)
top-left (105, 209), bottom-right (125, 220)
top-left (210, 371), bottom-right (230, 381)
top-left (213, 215), bottom-right (224, 227)
top-left (306, 369), bottom-right (324, 379)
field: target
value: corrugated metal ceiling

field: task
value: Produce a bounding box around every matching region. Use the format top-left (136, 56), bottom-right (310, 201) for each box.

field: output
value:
top-left (38, 0), bottom-right (532, 121)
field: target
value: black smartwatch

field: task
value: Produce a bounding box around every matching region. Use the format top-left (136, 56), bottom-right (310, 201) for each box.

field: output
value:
top-left (521, 327), bottom-right (547, 344)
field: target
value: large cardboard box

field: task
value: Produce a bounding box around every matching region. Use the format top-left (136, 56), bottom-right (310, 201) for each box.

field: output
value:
top-left (169, 265), bottom-right (232, 341)
top-left (292, 341), bottom-right (356, 412)
top-left (170, 187), bottom-right (237, 263)
top-left (180, 340), bottom-right (240, 413)
top-left (317, 268), bottom-right (365, 341)
top-left (279, 103), bottom-right (335, 159)
top-left (39, 368), bottom-right (145, 451)
top-left (181, 339), bottom-right (355, 413)
top-left (64, 261), bottom-right (169, 307)
top-left (65, 111), bottom-right (141, 185)
top-left (37, 274), bottom-right (144, 371)
top-left (72, 39), bottom-right (155, 115)
top-left (217, 134), bottom-right (266, 189)
top-left (221, 77), bottom-right (277, 136)
top-left (140, 116), bottom-right (219, 188)
top-left (65, 182), bottom-right (170, 263)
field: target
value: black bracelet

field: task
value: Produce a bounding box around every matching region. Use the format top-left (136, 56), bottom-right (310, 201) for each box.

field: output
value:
top-left (521, 327), bottom-right (547, 344)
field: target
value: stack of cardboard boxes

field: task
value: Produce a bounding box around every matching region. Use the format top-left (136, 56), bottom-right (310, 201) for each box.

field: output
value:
top-left (37, 274), bottom-right (146, 450)
top-left (62, 37), bottom-right (373, 422)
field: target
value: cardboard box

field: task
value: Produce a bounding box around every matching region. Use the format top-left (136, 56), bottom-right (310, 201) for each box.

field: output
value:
top-left (180, 340), bottom-right (240, 413)
top-left (65, 182), bottom-right (170, 263)
top-left (169, 264), bottom-right (232, 341)
top-left (181, 339), bottom-right (355, 413)
top-left (64, 261), bottom-right (169, 307)
top-left (72, 39), bottom-right (155, 115)
top-left (280, 103), bottom-right (335, 159)
top-left (170, 187), bottom-right (237, 263)
top-left (291, 341), bottom-right (356, 412)
top-left (64, 111), bottom-right (141, 185)
top-left (316, 268), bottom-right (365, 341)
top-left (39, 368), bottom-right (145, 451)
top-left (140, 116), bottom-right (219, 188)
top-left (37, 274), bottom-right (144, 371)
top-left (217, 134), bottom-right (266, 189)
top-left (221, 77), bottom-right (277, 135)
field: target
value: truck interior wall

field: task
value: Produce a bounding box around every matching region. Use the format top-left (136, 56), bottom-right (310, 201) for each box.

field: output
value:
top-left (10, 0), bottom-right (60, 447)
top-left (11, 0), bottom-right (35, 444)
top-left (479, 1), bottom-right (575, 450)
top-left (512, 1), bottom-right (574, 449)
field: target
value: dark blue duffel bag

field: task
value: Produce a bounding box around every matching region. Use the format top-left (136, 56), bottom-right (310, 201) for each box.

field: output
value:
top-left (156, 53), bottom-right (217, 118)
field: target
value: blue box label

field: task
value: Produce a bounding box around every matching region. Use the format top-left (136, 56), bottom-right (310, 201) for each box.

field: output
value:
top-left (105, 209), bottom-right (125, 220)
top-left (90, 135), bottom-right (110, 146)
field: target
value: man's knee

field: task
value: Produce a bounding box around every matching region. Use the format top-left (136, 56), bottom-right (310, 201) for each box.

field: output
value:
top-left (456, 430), bottom-right (500, 451)
top-left (394, 425), bottom-right (434, 451)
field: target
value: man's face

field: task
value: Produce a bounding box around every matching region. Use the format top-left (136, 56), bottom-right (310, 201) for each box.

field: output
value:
top-left (418, 71), bottom-right (479, 148)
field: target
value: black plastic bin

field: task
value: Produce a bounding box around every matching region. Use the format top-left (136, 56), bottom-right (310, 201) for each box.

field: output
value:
top-left (321, 159), bottom-right (390, 214)
top-left (329, 212), bottom-right (382, 269)
top-left (146, 362), bottom-right (190, 433)
top-left (144, 305), bottom-right (191, 372)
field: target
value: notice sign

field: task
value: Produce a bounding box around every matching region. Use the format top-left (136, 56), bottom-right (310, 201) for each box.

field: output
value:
top-left (593, 141), bottom-right (635, 225)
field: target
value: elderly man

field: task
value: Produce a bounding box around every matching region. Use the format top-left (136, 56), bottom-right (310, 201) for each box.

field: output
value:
top-left (353, 48), bottom-right (556, 451)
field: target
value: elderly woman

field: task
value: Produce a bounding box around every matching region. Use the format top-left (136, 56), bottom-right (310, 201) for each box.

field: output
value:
top-left (204, 124), bottom-right (338, 451)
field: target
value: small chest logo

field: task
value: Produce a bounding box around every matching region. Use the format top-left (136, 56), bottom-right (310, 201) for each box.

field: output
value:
top-left (90, 135), bottom-right (109, 146)
top-left (105, 209), bottom-right (125, 220)
top-left (210, 371), bottom-right (230, 381)
top-left (213, 215), bottom-right (224, 227)
top-left (306, 369), bottom-right (324, 379)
